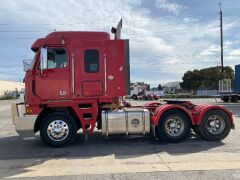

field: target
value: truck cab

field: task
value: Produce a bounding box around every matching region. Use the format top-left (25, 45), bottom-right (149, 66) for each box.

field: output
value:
top-left (26, 31), bottom-right (129, 103)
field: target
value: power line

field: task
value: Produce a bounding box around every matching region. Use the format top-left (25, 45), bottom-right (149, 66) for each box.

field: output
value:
top-left (0, 9), bottom-right (218, 17)
top-left (0, 37), bottom-right (34, 39)
top-left (0, 30), bottom-right (52, 32)
top-left (223, 13), bottom-right (240, 18)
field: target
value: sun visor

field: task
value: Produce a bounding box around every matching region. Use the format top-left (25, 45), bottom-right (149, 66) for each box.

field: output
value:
top-left (31, 37), bottom-right (71, 52)
top-left (31, 38), bottom-right (45, 52)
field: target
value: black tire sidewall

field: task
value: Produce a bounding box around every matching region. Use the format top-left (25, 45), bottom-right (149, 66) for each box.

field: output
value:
top-left (132, 95), bottom-right (137, 100)
top-left (40, 112), bottom-right (77, 147)
top-left (222, 96), bottom-right (229, 103)
top-left (157, 110), bottom-right (191, 143)
top-left (193, 125), bottom-right (202, 137)
top-left (231, 96), bottom-right (238, 103)
top-left (200, 109), bottom-right (231, 141)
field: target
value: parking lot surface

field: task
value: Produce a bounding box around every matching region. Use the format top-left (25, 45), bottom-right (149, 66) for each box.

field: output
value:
top-left (0, 98), bottom-right (239, 179)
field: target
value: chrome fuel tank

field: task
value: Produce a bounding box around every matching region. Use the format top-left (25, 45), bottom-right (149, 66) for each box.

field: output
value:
top-left (101, 109), bottom-right (150, 135)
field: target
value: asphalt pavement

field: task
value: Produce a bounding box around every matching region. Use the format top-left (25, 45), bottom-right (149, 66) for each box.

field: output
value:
top-left (0, 98), bottom-right (239, 180)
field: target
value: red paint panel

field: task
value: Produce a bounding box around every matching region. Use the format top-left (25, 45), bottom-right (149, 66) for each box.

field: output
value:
top-left (82, 81), bottom-right (103, 96)
top-left (35, 67), bottom-right (70, 100)
top-left (105, 40), bottom-right (126, 97)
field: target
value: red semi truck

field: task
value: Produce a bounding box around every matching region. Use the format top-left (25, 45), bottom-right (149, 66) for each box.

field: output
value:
top-left (12, 20), bottom-right (234, 147)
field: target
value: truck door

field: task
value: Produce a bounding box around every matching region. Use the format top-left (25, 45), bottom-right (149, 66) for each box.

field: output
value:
top-left (35, 47), bottom-right (70, 100)
top-left (75, 44), bottom-right (104, 97)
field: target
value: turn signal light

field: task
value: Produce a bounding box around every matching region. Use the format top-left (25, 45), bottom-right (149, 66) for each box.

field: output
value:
top-left (26, 108), bottom-right (33, 114)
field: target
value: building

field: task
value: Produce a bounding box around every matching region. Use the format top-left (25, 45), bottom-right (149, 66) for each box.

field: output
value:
top-left (162, 81), bottom-right (181, 94)
top-left (0, 80), bottom-right (25, 96)
top-left (130, 82), bottom-right (148, 96)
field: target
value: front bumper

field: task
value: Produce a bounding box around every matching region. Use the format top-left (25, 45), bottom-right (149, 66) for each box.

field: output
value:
top-left (11, 103), bottom-right (37, 138)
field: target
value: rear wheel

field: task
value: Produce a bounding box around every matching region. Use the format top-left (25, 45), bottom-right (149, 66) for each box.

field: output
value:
top-left (231, 96), bottom-right (238, 103)
top-left (157, 110), bottom-right (191, 143)
top-left (222, 96), bottom-right (229, 103)
top-left (40, 112), bottom-right (77, 147)
top-left (198, 109), bottom-right (231, 141)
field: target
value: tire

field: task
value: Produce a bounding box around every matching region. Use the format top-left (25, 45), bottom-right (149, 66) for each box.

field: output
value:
top-left (222, 96), bottom-right (229, 103)
top-left (231, 96), bottom-right (238, 103)
top-left (40, 112), bottom-right (77, 147)
top-left (157, 110), bottom-right (191, 143)
top-left (132, 94), bottom-right (137, 100)
top-left (198, 109), bottom-right (231, 141)
top-left (192, 125), bottom-right (202, 137)
top-left (148, 96), bottom-right (153, 101)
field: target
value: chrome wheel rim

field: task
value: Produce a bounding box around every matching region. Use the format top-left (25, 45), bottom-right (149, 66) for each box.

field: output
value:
top-left (47, 120), bottom-right (69, 141)
top-left (206, 115), bottom-right (225, 135)
top-left (165, 116), bottom-right (185, 137)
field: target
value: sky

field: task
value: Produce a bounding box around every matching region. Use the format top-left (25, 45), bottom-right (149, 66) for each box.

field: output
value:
top-left (0, 0), bottom-right (239, 87)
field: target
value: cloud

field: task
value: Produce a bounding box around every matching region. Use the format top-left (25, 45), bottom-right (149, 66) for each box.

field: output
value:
top-left (198, 44), bottom-right (219, 56)
top-left (229, 48), bottom-right (240, 56)
top-left (155, 0), bottom-right (186, 15)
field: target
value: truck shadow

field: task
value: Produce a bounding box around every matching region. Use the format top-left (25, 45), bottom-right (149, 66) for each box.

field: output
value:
top-left (0, 132), bottom-right (225, 160)
top-left (0, 132), bottom-right (225, 178)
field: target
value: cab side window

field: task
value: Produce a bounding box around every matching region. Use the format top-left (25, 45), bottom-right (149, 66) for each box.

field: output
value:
top-left (47, 48), bottom-right (67, 69)
top-left (84, 50), bottom-right (99, 73)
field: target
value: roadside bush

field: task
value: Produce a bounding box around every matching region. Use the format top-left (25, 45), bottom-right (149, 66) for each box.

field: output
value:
top-left (0, 96), bottom-right (17, 100)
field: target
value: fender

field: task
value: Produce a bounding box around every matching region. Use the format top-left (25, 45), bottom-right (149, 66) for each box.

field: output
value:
top-left (151, 104), bottom-right (194, 125)
top-left (193, 104), bottom-right (234, 126)
top-left (143, 102), bottom-right (162, 107)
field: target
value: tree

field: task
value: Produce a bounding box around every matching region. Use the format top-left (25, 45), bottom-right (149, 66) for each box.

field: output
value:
top-left (180, 70), bottom-right (202, 91)
top-left (180, 66), bottom-right (234, 91)
top-left (157, 84), bottom-right (162, 90)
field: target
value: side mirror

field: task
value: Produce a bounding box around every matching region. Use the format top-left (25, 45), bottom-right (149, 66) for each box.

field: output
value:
top-left (40, 47), bottom-right (48, 74)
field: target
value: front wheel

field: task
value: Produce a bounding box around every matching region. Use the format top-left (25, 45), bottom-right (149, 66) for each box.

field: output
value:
top-left (157, 110), bottom-right (191, 143)
top-left (198, 109), bottom-right (231, 141)
top-left (40, 112), bottom-right (77, 147)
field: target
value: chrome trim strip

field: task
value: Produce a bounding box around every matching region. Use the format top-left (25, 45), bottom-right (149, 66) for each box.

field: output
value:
top-left (71, 53), bottom-right (75, 94)
top-left (106, 112), bottom-right (109, 136)
top-left (125, 110), bottom-right (128, 135)
top-left (142, 111), bottom-right (146, 135)
top-left (104, 54), bottom-right (107, 95)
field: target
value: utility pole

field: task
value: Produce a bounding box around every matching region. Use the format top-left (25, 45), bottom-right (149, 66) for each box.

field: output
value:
top-left (219, 2), bottom-right (224, 73)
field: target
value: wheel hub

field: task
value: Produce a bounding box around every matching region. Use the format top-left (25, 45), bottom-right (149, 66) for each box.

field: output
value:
top-left (165, 117), bottom-right (184, 137)
top-left (206, 115), bottom-right (225, 135)
top-left (169, 122), bottom-right (177, 128)
top-left (47, 120), bottom-right (69, 141)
